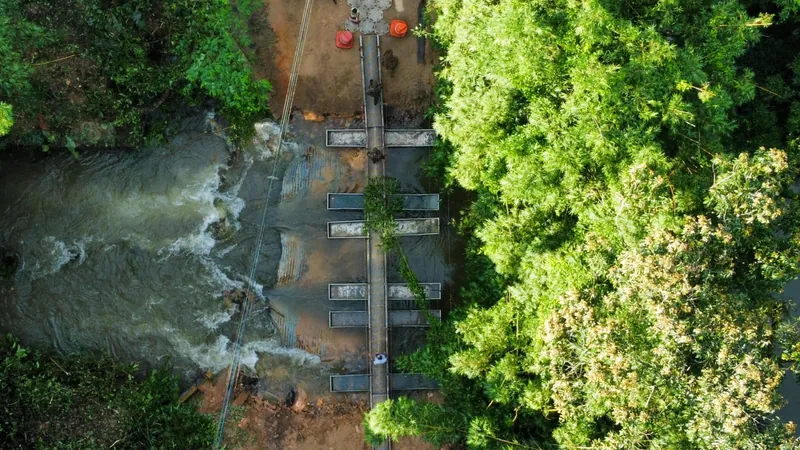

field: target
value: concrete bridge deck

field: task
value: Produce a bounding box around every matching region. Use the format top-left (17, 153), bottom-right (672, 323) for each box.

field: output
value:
top-left (325, 35), bottom-right (440, 450)
top-left (361, 35), bottom-right (390, 450)
top-left (330, 373), bottom-right (440, 393)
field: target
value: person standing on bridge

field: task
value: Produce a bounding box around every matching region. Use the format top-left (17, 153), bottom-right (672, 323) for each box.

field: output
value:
top-left (366, 79), bottom-right (382, 106)
top-left (349, 8), bottom-right (360, 24)
top-left (373, 352), bottom-right (388, 365)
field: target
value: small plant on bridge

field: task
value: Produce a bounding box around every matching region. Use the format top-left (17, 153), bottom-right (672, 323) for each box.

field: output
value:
top-left (363, 177), bottom-right (437, 313)
top-left (363, 176), bottom-right (403, 247)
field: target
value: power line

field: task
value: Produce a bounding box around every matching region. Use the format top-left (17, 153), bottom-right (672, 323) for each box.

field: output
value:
top-left (214, 0), bottom-right (314, 446)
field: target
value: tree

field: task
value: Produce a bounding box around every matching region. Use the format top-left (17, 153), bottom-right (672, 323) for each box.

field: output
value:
top-left (366, 0), bottom-right (800, 447)
top-left (0, 0), bottom-right (271, 147)
top-left (0, 102), bottom-right (12, 136)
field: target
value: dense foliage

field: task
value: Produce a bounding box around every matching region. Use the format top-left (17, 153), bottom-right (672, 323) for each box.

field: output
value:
top-left (0, 103), bottom-right (12, 136)
top-left (0, 0), bottom-right (271, 148)
top-left (0, 335), bottom-right (215, 449)
top-left (366, 0), bottom-right (800, 448)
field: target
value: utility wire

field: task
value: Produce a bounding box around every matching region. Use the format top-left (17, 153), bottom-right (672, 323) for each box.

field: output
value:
top-left (214, 0), bottom-right (314, 446)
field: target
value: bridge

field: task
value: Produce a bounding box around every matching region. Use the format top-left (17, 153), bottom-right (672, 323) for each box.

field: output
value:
top-left (327, 193), bottom-right (439, 211)
top-left (325, 34), bottom-right (440, 450)
top-left (327, 218), bottom-right (439, 238)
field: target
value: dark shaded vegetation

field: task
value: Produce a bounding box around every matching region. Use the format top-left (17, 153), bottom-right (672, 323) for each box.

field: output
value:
top-left (0, 334), bottom-right (215, 449)
top-left (0, 0), bottom-right (271, 150)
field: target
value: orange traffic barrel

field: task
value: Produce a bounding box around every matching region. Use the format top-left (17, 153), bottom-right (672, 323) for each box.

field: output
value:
top-left (336, 30), bottom-right (354, 49)
top-left (389, 20), bottom-right (408, 38)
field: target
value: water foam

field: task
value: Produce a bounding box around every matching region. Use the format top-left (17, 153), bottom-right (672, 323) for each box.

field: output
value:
top-left (202, 258), bottom-right (244, 295)
top-left (29, 236), bottom-right (82, 280)
top-left (198, 309), bottom-right (234, 330)
top-left (69, 237), bottom-right (92, 266)
top-left (235, 275), bottom-right (265, 299)
top-left (164, 158), bottom-right (248, 256)
top-left (252, 122), bottom-right (282, 160)
top-left (251, 120), bottom-right (301, 160)
top-left (168, 334), bottom-right (321, 372)
top-left (215, 243), bottom-right (238, 257)
top-left (166, 166), bottom-right (224, 256)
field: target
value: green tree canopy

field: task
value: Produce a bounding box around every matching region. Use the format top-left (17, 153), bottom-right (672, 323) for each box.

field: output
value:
top-left (0, 0), bottom-right (271, 148)
top-left (0, 102), bottom-right (12, 136)
top-left (367, 0), bottom-right (800, 448)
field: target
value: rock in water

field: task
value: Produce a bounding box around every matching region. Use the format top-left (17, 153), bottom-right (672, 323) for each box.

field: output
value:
top-left (284, 389), bottom-right (296, 407)
top-left (291, 386), bottom-right (308, 413)
top-left (0, 247), bottom-right (19, 279)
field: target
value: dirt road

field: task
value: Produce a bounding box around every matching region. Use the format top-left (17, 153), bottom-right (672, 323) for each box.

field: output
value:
top-left (252, 0), bottom-right (437, 117)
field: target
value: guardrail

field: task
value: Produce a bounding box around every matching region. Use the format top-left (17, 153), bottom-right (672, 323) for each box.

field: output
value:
top-left (330, 373), bottom-right (440, 393)
top-left (328, 282), bottom-right (441, 300)
top-left (327, 218), bottom-right (440, 238)
top-left (329, 310), bottom-right (441, 327)
top-left (327, 193), bottom-right (440, 211)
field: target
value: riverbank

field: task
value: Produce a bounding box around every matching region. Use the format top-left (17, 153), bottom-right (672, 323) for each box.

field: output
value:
top-left (0, 1), bottom-right (270, 148)
top-left (194, 366), bottom-right (442, 449)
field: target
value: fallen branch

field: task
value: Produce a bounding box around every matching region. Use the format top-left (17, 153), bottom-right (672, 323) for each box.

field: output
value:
top-left (48, 356), bottom-right (70, 376)
top-left (32, 54), bottom-right (76, 66)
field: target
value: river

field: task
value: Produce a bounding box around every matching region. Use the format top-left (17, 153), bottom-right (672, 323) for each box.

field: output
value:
top-left (0, 113), bottom-right (454, 396)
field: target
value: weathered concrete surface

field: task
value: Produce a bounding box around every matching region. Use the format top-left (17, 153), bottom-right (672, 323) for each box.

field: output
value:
top-left (329, 282), bottom-right (441, 300)
top-left (394, 218), bottom-right (439, 235)
top-left (344, 0), bottom-right (392, 35)
top-left (328, 221), bottom-right (367, 238)
top-left (329, 283), bottom-right (369, 300)
top-left (329, 311), bottom-right (369, 327)
top-left (387, 283), bottom-right (441, 300)
top-left (384, 129), bottom-right (436, 147)
top-left (388, 310), bottom-right (440, 327)
top-left (328, 218), bottom-right (439, 238)
top-left (326, 129), bottom-right (435, 148)
top-left (326, 130), bottom-right (367, 148)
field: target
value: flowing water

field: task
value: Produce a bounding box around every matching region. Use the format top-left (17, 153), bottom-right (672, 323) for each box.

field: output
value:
top-left (0, 113), bottom-right (454, 395)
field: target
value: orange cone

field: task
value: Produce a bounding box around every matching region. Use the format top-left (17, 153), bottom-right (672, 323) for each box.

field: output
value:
top-left (336, 30), bottom-right (354, 49)
top-left (389, 20), bottom-right (408, 38)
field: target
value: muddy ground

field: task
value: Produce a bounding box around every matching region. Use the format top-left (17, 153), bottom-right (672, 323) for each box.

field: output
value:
top-left (252, 0), bottom-right (437, 117)
top-left (205, 1), bottom-right (440, 448)
top-left (199, 371), bottom-right (437, 449)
